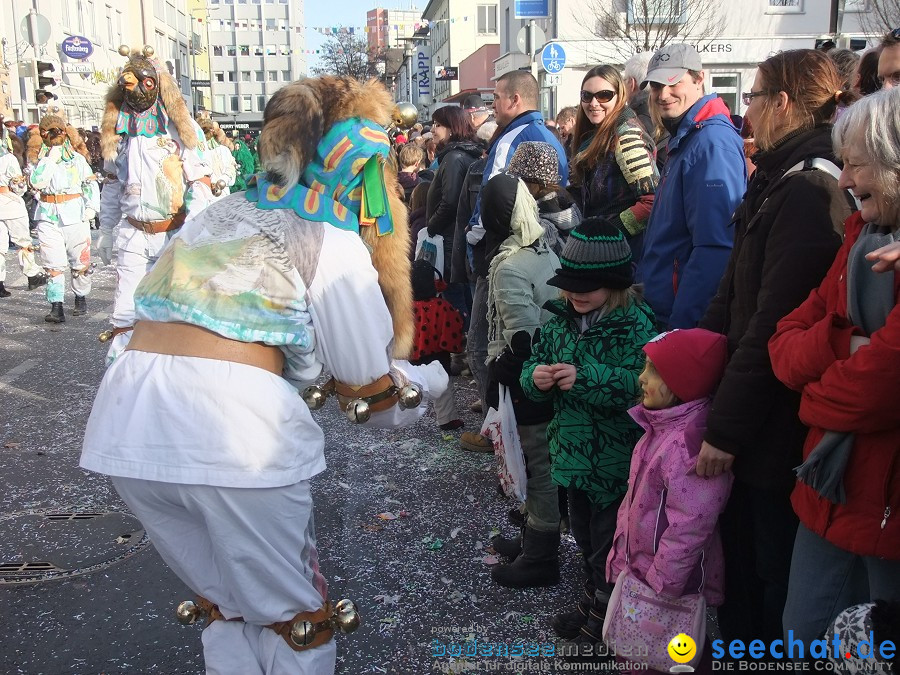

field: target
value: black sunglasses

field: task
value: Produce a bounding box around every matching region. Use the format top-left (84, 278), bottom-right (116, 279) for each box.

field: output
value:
top-left (580, 89), bottom-right (616, 104)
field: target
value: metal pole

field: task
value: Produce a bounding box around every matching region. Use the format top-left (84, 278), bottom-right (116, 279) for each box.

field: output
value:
top-left (529, 20), bottom-right (538, 83)
top-left (190, 14), bottom-right (197, 115)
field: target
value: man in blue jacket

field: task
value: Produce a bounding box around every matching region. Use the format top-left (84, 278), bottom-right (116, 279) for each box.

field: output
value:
top-left (635, 44), bottom-right (746, 330)
top-left (459, 70), bottom-right (568, 453)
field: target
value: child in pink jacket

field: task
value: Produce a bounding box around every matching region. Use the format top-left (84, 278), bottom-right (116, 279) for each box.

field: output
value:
top-left (606, 329), bottom-right (732, 669)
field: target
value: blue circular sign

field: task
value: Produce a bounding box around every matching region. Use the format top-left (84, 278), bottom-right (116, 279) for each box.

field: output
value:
top-left (61, 36), bottom-right (93, 60)
top-left (541, 43), bottom-right (566, 74)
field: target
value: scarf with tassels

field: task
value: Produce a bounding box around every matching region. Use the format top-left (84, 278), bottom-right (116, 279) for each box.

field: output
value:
top-left (246, 117), bottom-right (395, 236)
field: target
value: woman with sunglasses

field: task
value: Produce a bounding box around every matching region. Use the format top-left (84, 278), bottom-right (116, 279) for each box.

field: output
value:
top-left (696, 49), bottom-right (857, 647)
top-left (569, 65), bottom-right (659, 262)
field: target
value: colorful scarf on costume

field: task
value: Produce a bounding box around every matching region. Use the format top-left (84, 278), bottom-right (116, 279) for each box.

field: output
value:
top-left (246, 117), bottom-right (395, 236)
top-left (116, 101), bottom-right (168, 138)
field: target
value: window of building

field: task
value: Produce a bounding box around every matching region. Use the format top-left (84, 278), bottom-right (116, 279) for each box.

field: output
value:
top-left (710, 73), bottom-right (740, 113)
top-left (230, 95), bottom-right (240, 112)
top-left (242, 95), bottom-right (252, 111)
top-left (277, 19), bottom-right (288, 31)
top-left (178, 10), bottom-right (187, 36)
top-left (249, 20), bottom-right (260, 30)
top-left (282, 70), bottom-right (290, 81)
top-left (228, 71), bottom-right (236, 82)
top-left (268, 70), bottom-right (278, 80)
top-left (85, 0), bottom-right (97, 37)
top-left (215, 72), bottom-right (225, 82)
top-left (255, 70), bottom-right (265, 81)
top-left (241, 70), bottom-right (251, 81)
top-left (257, 95), bottom-right (267, 110)
top-left (166, 2), bottom-right (177, 29)
top-left (240, 45), bottom-right (250, 56)
top-left (766, 0), bottom-right (802, 12)
top-left (843, 0), bottom-right (868, 9)
top-left (266, 46), bottom-right (276, 55)
top-left (116, 10), bottom-right (123, 45)
top-left (266, 19), bottom-right (277, 30)
top-left (227, 45), bottom-right (236, 56)
top-left (213, 45), bottom-right (223, 56)
top-left (253, 46), bottom-right (264, 56)
top-left (477, 5), bottom-right (497, 34)
top-left (153, 0), bottom-right (164, 19)
top-left (215, 94), bottom-right (225, 111)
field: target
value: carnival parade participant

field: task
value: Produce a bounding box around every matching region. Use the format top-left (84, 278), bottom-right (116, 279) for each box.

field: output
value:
top-left (197, 116), bottom-right (238, 201)
top-left (80, 75), bottom-right (447, 674)
top-left (97, 45), bottom-right (213, 363)
top-left (26, 105), bottom-right (99, 323)
top-left (0, 118), bottom-right (45, 298)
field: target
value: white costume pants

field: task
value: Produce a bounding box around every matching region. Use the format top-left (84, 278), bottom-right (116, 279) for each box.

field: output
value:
top-left (112, 477), bottom-right (336, 675)
top-left (106, 222), bottom-right (177, 364)
top-left (433, 381), bottom-right (458, 426)
top-left (36, 219), bottom-right (91, 303)
top-left (0, 215), bottom-right (40, 281)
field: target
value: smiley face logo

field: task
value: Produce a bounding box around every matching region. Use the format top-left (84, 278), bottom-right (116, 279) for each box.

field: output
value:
top-left (667, 633), bottom-right (697, 665)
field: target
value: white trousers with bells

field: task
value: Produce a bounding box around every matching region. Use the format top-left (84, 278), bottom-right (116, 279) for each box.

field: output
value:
top-left (36, 219), bottom-right (91, 303)
top-left (0, 215), bottom-right (40, 281)
top-left (112, 477), bottom-right (336, 675)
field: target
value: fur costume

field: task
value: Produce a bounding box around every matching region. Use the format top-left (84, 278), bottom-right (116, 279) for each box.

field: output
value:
top-left (197, 117), bottom-right (233, 151)
top-left (27, 105), bottom-right (91, 166)
top-left (256, 76), bottom-right (414, 358)
top-left (100, 47), bottom-right (196, 162)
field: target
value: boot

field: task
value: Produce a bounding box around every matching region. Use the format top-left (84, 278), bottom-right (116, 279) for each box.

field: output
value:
top-left (0, 282), bottom-right (9, 298)
top-left (72, 295), bottom-right (87, 316)
top-left (490, 526), bottom-right (559, 588)
top-left (559, 594), bottom-right (612, 662)
top-left (44, 302), bottom-right (65, 323)
top-left (551, 580), bottom-right (595, 639)
top-left (28, 273), bottom-right (48, 290)
top-left (508, 506), bottom-right (526, 527)
top-left (491, 523), bottom-right (523, 560)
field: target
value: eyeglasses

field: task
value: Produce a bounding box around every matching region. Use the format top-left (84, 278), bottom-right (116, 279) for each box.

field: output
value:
top-left (890, 26), bottom-right (900, 38)
top-left (741, 90), bottom-right (772, 106)
top-left (580, 89), bottom-right (616, 104)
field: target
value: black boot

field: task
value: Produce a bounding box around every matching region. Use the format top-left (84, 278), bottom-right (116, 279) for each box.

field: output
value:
top-left (551, 580), bottom-right (595, 639)
top-left (491, 525), bottom-right (523, 561)
top-left (72, 295), bottom-right (87, 316)
top-left (508, 506), bottom-right (526, 527)
top-left (28, 273), bottom-right (48, 290)
top-left (44, 302), bottom-right (65, 323)
top-left (0, 282), bottom-right (9, 298)
top-left (491, 526), bottom-right (560, 588)
top-left (559, 593), bottom-right (612, 662)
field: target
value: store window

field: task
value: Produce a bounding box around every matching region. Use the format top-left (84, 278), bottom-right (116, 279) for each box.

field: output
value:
top-left (242, 95), bottom-right (252, 112)
top-left (766, 0), bottom-right (803, 13)
top-left (710, 73), bottom-right (740, 115)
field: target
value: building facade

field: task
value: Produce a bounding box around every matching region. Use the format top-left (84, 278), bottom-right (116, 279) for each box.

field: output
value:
top-left (494, 0), bottom-right (886, 119)
top-left (205, 0), bottom-right (306, 133)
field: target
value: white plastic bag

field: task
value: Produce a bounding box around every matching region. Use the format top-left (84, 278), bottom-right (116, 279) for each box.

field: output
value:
top-left (415, 229), bottom-right (444, 276)
top-left (479, 384), bottom-right (527, 502)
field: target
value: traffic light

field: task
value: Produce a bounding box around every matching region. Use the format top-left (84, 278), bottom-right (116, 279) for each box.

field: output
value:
top-left (35, 61), bottom-right (58, 102)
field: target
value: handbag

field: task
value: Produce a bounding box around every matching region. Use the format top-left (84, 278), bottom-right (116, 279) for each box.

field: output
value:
top-left (602, 492), bottom-right (707, 670)
top-left (479, 385), bottom-right (527, 502)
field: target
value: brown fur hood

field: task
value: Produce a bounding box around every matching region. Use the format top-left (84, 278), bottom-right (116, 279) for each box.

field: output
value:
top-left (100, 52), bottom-right (197, 161)
top-left (27, 113), bottom-right (91, 166)
top-left (258, 76), bottom-right (414, 358)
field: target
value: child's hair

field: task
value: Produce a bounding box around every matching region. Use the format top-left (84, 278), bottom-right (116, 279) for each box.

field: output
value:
top-left (409, 181), bottom-right (430, 211)
top-left (399, 144), bottom-right (425, 170)
top-left (602, 284), bottom-right (644, 312)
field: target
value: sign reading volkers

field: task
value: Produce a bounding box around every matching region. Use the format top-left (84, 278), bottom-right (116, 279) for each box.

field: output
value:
top-left (61, 36), bottom-right (94, 60)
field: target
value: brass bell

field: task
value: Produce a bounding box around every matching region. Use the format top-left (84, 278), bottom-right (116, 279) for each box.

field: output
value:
top-left (344, 398), bottom-right (370, 424)
top-left (289, 619), bottom-right (317, 647)
top-left (118, 45), bottom-right (130, 57)
top-left (301, 385), bottom-right (329, 410)
top-left (397, 384), bottom-right (423, 410)
top-left (175, 600), bottom-right (205, 625)
top-left (391, 102), bottom-right (418, 131)
top-left (142, 45), bottom-right (155, 57)
top-left (331, 599), bottom-right (361, 634)
top-left (211, 179), bottom-right (227, 197)
top-left (98, 330), bottom-right (113, 343)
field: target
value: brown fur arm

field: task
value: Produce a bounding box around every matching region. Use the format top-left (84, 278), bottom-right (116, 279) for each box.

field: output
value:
top-left (25, 132), bottom-right (43, 166)
top-left (66, 125), bottom-right (91, 163)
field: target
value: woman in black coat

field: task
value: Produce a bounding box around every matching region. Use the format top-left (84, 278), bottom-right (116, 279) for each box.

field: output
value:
top-left (696, 49), bottom-right (857, 648)
top-left (425, 106), bottom-right (481, 321)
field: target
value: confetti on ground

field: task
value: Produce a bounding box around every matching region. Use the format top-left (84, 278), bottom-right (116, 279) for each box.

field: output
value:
top-left (376, 512), bottom-right (397, 520)
top-left (482, 555), bottom-right (500, 565)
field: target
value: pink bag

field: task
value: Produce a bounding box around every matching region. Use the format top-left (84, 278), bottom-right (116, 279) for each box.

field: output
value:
top-left (602, 569), bottom-right (706, 671)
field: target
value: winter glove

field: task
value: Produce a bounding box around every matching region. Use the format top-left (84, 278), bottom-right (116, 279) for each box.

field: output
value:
top-left (97, 229), bottom-right (113, 265)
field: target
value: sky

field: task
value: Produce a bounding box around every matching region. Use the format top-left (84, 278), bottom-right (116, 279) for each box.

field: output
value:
top-left (304, 0), bottom-right (422, 73)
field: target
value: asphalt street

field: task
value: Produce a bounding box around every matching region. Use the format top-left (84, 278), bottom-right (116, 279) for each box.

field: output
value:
top-left (0, 233), bottom-right (590, 675)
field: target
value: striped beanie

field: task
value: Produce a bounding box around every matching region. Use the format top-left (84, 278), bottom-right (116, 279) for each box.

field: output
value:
top-left (547, 217), bottom-right (633, 292)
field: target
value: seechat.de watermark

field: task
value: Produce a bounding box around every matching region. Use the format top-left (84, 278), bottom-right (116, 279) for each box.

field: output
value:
top-left (711, 632), bottom-right (896, 671)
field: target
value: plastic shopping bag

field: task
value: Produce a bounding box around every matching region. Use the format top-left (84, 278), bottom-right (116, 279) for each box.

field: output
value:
top-left (480, 384), bottom-right (527, 502)
top-left (415, 229), bottom-right (444, 276)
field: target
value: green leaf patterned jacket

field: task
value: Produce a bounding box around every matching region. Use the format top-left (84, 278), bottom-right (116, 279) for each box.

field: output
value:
top-left (520, 298), bottom-right (657, 508)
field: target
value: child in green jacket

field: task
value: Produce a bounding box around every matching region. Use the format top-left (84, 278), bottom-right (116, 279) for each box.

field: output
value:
top-left (520, 217), bottom-right (657, 651)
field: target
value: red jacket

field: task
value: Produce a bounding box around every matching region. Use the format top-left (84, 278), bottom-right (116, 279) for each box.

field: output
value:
top-left (769, 212), bottom-right (900, 559)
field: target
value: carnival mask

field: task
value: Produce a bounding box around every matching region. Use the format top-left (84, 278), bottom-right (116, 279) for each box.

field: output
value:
top-left (39, 109), bottom-right (69, 147)
top-left (117, 46), bottom-right (159, 113)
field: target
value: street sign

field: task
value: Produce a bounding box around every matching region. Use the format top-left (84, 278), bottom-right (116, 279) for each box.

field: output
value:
top-left (61, 36), bottom-right (94, 60)
top-left (545, 73), bottom-right (561, 87)
top-left (516, 24), bottom-right (546, 55)
top-left (63, 63), bottom-right (93, 74)
top-left (540, 43), bottom-right (566, 74)
top-left (191, 79), bottom-right (212, 88)
top-left (21, 13), bottom-right (51, 46)
top-left (514, 0), bottom-right (549, 19)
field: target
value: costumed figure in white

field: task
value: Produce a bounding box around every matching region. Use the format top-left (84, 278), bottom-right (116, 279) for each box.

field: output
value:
top-left (27, 106), bottom-right (99, 323)
top-left (197, 116), bottom-right (237, 200)
top-left (80, 75), bottom-right (447, 674)
top-left (97, 45), bottom-right (213, 362)
top-left (0, 118), bottom-right (45, 298)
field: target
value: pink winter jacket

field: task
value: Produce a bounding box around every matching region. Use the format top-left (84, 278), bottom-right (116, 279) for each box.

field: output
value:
top-left (606, 399), bottom-right (733, 607)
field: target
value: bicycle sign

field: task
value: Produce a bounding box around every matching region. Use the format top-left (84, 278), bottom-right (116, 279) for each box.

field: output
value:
top-left (540, 43), bottom-right (566, 74)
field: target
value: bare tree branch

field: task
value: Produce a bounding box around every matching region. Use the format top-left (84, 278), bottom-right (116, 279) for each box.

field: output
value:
top-left (572, 0), bottom-right (727, 62)
top-left (857, 0), bottom-right (900, 38)
top-left (312, 31), bottom-right (380, 80)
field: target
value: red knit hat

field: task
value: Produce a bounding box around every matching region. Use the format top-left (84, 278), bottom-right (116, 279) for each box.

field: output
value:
top-left (642, 328), bottom-right (728, 402)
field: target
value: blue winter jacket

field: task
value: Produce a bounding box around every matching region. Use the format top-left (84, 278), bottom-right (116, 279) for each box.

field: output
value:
top-left (636, 94), bottom-right (746, 329)
top-left (467, 111), bottom-right (569, 243)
